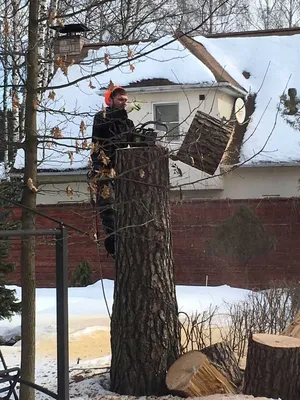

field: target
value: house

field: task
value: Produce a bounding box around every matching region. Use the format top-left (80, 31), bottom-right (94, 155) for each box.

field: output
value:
top-left (11, 26), bottom-right (300, 202)
top-left (8, 27), bottom-right (300, 288)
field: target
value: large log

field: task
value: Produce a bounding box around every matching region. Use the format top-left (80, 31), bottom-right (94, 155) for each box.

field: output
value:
top-left (243, 333), bottom-right (300, 400)
top-left (110, 146), bottom-right (180, 396)
top-left (175, 111), bottom-right (233, 175)
top-left (166, 350), bottom-right (236, 397)
top-left (282, 312), bottom-right (300, 338)
top-left (201, 342), bottom-right (242, 388)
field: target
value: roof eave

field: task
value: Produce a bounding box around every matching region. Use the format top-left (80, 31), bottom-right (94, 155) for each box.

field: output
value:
top-left (9, 169), bottom-right (89, 177)
top-left (221, 161), bottom-right (300, 169)
top-left (98, 83), bottom-right (247, 97)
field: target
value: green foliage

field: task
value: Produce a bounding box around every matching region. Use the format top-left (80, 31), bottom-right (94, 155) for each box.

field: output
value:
top-left (71, 261), bottom-right (93, 287)
top-left (210, 205), bottom-right (275, 265)
top-left (0, 183), bottom-right (21, 320)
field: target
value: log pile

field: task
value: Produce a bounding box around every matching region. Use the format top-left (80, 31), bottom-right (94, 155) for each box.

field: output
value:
top-left (166, 333), bottom-right (300, 399)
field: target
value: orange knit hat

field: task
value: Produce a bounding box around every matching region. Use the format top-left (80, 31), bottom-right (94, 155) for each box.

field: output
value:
top-left (104, 85), bottom-right (123, 106)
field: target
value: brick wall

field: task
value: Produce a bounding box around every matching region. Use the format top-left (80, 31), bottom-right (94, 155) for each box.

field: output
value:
top-left (6, 197), bottom-right (300, 289)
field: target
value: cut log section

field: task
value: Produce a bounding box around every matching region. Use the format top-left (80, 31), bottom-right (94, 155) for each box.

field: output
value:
top-left (166, 350), bottom-right (236, 397)
top-left (243, 333), bottom-right (300, 400)
top-left (175, 111), bottom-right (233, 175)
top-left (282, 312), bottom-right (300, 338)
top-left (201, 342), bottom-right (242, 387)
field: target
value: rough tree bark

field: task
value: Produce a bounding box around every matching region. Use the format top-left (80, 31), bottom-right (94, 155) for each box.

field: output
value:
top-left (12, 0), bottom-right (20, 144)
top-left (201, 342), bottom-right (242, 388)
top-left (3, 0), bottom-right (9, 173)
top-left (243, 333), bottom-right (300, 400)
top-left (19, 0), bottom-right (39, 399)
top-left (175, 110), bottom-right (232, 175)
top-left (110, 146), bottom-right (180, 396)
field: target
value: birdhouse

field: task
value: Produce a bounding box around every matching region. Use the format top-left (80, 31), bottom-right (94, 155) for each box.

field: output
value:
top-left (51, 23), bottom-right (90, 62)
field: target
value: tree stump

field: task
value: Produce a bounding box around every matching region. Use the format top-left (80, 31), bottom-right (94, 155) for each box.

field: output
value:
top-left (243, 333), bottom-right (300, 400)
top-left (110, 147), bottom-right (180, 396)
top-left (166, 350), bottom-right (236, 396)
top-left (201, 342), bottom-right (242, 387)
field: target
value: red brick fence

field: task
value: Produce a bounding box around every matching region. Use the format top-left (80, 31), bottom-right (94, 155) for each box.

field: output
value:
top-left (6, 197), bottom-right (300, 289)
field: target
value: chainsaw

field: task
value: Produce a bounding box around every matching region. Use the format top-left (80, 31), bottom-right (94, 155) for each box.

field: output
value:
top-left (132, 121), bottom-right (168, 146)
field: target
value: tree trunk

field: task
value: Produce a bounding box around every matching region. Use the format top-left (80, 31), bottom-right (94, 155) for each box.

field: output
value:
top-left (201, 342), bottom-right (243, 387)
top-left (19, 1), bottom-right (39, 399)
top-left (110, 146), bottom-right (180, 396)
top-left (12, 0), bottom-right (21, 145)
top-left (3, 0), bottom-right (9, 174)
top-left (166, 350), bottom-right (236, 396)
top-left (243, 333), bottom-right (300, 400)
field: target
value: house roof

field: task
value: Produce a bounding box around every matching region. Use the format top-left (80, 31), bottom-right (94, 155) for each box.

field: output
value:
top-left (190, 33), bottom-right (300, 165)
top-left (14, 36), bottom-right (218, 172)
top-left (13, 31), bottom-right (300, 174)
top-left (204, 26), bottom-right (300, 39)
top-left (176, 32), bottom-right (244, 91)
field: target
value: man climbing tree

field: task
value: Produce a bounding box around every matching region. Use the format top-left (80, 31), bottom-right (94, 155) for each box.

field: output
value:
top-left (88, 84), bottom-right (135, 258)
top-left (88, 83), bottom-right (180, 395)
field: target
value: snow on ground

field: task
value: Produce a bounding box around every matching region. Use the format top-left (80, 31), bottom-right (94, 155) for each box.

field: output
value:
top-left (0, 280), bottom-right (250, 340)
top-left (0, 281), bottom-right (274, 399)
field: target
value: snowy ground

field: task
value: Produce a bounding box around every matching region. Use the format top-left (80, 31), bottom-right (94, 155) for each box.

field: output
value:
top-left (0, 281), bottom-right (277, 399)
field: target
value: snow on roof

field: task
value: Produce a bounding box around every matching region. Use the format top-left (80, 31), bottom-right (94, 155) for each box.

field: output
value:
top-left (14, 33), bottom-right (300, 172)
top-left (14, 36), bottom-right (215, 172)
top-left (197, 34), bottom-right (300, 164)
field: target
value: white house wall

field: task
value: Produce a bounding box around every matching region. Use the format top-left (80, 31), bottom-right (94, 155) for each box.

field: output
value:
top-left (36, 87), bottom-right (246, 204)
top-left (36, 165), bottom-right (300, 204)
top-left (128, 87), bottom-right (230, 129)
top-left (222, 166), bottom-right (300, 199)
top-left (176, 166), bottom-right (300, 201)
top-left (126, 87), bottom-right (235, 191)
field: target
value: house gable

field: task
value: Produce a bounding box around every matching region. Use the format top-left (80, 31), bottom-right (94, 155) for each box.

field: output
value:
top-left (176, 31), bottom-right (245, 92)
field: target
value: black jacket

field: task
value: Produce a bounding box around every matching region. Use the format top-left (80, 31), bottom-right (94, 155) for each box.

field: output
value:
top-left (91, 107), bottom-right (135, 171)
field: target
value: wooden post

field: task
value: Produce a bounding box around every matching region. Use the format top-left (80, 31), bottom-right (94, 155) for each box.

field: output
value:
top-left (243, 333), bottom-right (300, 400)
top-left (110, 146), bottom-right (180, 396)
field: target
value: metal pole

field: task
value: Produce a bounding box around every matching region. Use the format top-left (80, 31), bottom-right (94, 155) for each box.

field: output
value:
top-left (0, 229), bottom-right (60, 238)
top-left (56, 225), bottom-right (69, 400)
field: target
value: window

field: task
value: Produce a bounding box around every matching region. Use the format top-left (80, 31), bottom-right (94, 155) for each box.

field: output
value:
top-left (153, 103), bottom-right (180, 141)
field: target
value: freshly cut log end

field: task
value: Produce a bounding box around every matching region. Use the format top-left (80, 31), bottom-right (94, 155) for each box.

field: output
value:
top-left (243, 333), bottom-right (300, 400)
top-left (166, 350), bottom-right (236, 397)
